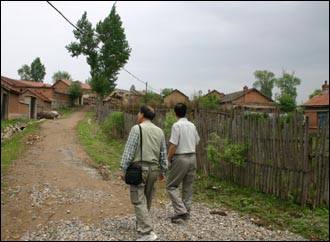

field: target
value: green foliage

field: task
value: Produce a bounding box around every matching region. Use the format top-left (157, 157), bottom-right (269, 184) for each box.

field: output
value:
top-left (102, 111), bottom-right (124, 139)
top-left (52, 71), bottom-right (72, 83)
top-left (277, 94), bottom-right (297, 113)
top-left (162, 110), bottom-right (177, 138)
top-left (200, 95), bottom-right (219, 109)
top-left (1, 120), bottom-right (40, 177)
top-left (253, 70), bottom-right (276, 99)
top-left (67, 81), bottom-right (83, 99)
top-left (207, 133), bottom-right (249, 167)
top-left (17, 57), bottom-right (46, 82)
top-left (161, 88), bottom-right (174, 97)
top-left (309, 89), bottom-right (322, 99)
top-left (17, 64), bottom-right (31, 80)
top-left (243, 111), bottom-right (266, 121)
top-left (66, 3), bottom-right (131, 98)
top-left (141, 91), bottom-right (163, 106)
top-left (78, 113), bottom-right (124, 176)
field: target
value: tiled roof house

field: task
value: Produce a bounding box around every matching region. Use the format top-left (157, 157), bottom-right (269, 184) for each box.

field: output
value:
top-left (301, 81), bottom-right (329, 128)
top-left (1, 76), bottom-right (52, 120)
top-left (220, 85), bottom-right (276, 112)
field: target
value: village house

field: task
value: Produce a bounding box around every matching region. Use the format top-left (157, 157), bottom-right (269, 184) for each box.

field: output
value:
top-left (1, 76), bottom-right (52, 120)
top-left (204, 89), bottom-right (225, 100)
top-left (52, 79), bottom-right (94, 108)
top-left (219, 85), bottom-right (276, 112)
top-left (1, 76), bottom-right (94, 120)
top-left (163, 89), bottom-right (189, 108)
top-left (301, 81), bottom-right (329, 129)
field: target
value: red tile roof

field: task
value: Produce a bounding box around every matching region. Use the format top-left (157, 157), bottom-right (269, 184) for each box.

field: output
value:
top-left (54, 79), bottom-right (91, 89)
top-left (302, 93), bottom-right (329, 106)
top-left (1, 76), bottom-right (52, 88)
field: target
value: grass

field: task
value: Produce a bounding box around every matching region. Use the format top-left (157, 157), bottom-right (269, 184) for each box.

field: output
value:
top-left (1, 119), bottom-right (41, 178)
top-left (77, 113), bottom-right (125, 177)
top-left (193, 174), bottom-right (329, 241)
top-left (77, 111), bottom-right (329, 241)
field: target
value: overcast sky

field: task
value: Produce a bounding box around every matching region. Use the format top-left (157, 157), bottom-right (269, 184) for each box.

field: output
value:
top-left (1, 1), bottom-right (329, 103)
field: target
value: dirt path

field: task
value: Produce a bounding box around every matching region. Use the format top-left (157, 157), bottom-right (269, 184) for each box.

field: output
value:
top-left (1, 107), bottom-right (133, 241)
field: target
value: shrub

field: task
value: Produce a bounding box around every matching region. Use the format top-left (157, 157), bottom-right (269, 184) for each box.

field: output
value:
top-left (102, 111), bottom-right (124, 139)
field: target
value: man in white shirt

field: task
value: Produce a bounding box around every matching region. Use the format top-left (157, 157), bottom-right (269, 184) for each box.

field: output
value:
top-left (166, 103), bottom-right (200, 223)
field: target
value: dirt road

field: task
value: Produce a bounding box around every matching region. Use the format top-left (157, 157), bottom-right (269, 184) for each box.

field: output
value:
top-left (1, 107), bottom-right (133, 240)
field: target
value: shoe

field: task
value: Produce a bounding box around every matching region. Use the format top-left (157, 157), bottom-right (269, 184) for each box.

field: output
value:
top-left (171, 213), bottom-right (190, 223)
top-left (136, 231), bottom-right (158, 241)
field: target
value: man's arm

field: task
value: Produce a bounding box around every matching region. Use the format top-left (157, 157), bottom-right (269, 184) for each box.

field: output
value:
top-left (120, 126), bottom-right (139, 180)
top-left (167, 143), bottom-right (177, 164)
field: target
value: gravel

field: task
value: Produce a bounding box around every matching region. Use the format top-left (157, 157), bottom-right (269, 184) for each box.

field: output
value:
top-left (21, 202), bottom-right (307, 241)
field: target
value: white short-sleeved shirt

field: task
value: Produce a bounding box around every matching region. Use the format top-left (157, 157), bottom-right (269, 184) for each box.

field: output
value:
top-left (169, 118), bottom-right (200, 154)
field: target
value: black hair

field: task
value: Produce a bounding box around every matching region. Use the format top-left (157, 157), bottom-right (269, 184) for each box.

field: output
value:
top-left (140, 105), bottom-right (155, 120)
top-left (174, 103), bottom-right (187, 118)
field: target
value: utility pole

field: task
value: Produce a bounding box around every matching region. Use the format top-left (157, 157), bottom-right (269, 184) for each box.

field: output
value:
top-left (145, 82), bottom-right (148, 103)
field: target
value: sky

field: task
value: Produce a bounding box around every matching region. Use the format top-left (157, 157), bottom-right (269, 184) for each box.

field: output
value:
top-left (1, 1), bottom-right (329, 104)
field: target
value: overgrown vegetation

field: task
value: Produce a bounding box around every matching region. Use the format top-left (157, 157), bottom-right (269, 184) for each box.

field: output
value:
top-left (77, 113), bottom-right (124, 176)
top-left (102, 111), bottom-right (125, 139)
top-left (1, 120), bottom-right (41, 178)
top-left (207, 133), bottom-right (249, 167)
top-left (77, 111), bottom-right (329, 241)
top-left (194, 174), bottom-right (329, 241)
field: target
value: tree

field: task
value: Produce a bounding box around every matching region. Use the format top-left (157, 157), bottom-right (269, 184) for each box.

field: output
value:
top-left (275, 71), bottom-right (301, 112)
top-left (276, 71), bottom-right (301, 98)
top-left (66, 3), bottom-right (131, 100)
top-left (67, 81), bottom-right (83, 99)
top-left (309, 89), bottom-right (322, 99)
top-left (130, 84), bottom-right (136, 92)
top-left (17, 64), bottom-right (31, 80)
top-left (161, 88), bottom-right (174, 97)
top-left (17, 57), bottom-right (46, 82)
top-left (277, 94), bottom-right (296, 113)
top-left (252, 70), bottom-right (276, 99)
top-left (52, 71), bottom-right (72, 83)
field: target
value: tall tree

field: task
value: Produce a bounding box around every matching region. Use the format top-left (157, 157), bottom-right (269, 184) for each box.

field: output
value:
top-left (52, 71), bottom-right (72, 83)
top-left (275, 71), bottom-right (301, 112)
top-left (17, 57), bottom-right (46, 82)
top-left (67, 81), bottom-right (83, 99)
top-left (252, 70), bottom-right (276, 99)
top-left (17, 64), bottom-right (31, 80)
top-left (66, 3), bottom-right (131, 100)
top-left (30, 58), bottom-right (46, 82)
top-left (130, 84), bottom-right (136, 92)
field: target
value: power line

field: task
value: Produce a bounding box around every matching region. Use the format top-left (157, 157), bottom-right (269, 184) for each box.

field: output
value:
top-left (47, 1), bottom-right (160, 94)
top-left (46, 1), bottom-right (84, 35)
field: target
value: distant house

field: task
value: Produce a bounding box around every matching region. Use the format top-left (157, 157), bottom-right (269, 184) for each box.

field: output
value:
top-left (52, 79), bottom-right (95, 108)
top-left (1, 76), bottom-right (52, 120)
top-left (163, 89), bottom-right (189, 108)
top-left (301, 81), bottom-right (329, 129)
top-left (220, 85), bottom-right (276, 112)
top-left (103, 89), bottom-right (144, 108)
top-left (204, 89), bottom-right (225, 100)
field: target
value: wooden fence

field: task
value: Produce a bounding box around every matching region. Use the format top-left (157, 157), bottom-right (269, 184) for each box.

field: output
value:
top-left (98, 106), bottom-right (329, 208)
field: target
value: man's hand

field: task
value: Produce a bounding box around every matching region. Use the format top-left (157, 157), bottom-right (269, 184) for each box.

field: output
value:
top-left (121, 173), bottom-right (125, 181)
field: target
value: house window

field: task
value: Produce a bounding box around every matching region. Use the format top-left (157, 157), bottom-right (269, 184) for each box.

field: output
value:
top-left (318, 112), bottom-right (328, 128)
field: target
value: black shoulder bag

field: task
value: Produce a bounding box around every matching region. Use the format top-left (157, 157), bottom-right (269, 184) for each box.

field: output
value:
top-left (125, 125), bottom-right (143, 185)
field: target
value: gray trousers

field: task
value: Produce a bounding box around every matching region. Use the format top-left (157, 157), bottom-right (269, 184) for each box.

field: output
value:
top-left (130, 163), bottom-right (159, 234)
top-left (166, 154), bottom-right (197, 215)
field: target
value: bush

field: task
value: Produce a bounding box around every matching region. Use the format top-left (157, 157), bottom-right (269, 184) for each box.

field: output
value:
top-left (207, 132), bottom-right (249, 167)
top-left (102, 111), bottom-right (124, 139)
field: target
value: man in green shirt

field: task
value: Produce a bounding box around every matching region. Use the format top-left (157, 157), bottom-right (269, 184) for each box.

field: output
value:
top-left (121, 105), bottom-right (167, 241)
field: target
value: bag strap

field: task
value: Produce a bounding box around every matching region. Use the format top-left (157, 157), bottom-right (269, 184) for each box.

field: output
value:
top-left (138, 125), bottom-right (142, 161)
